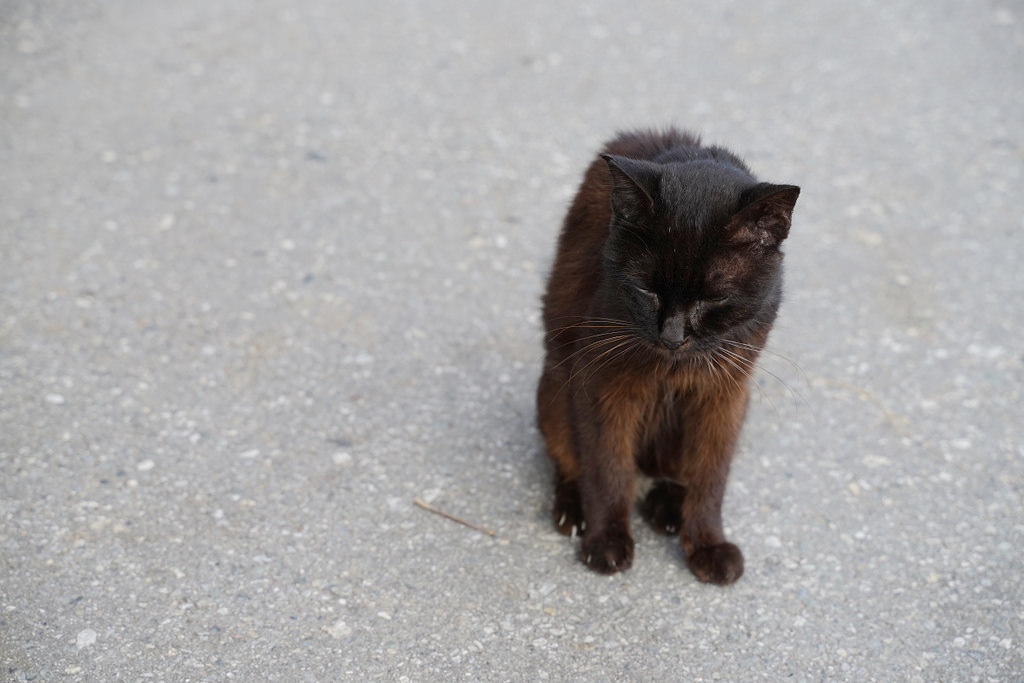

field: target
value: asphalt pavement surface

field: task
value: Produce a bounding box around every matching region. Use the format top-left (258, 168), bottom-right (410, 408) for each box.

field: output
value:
top-left (2, 1), bottom-right (1022, 680)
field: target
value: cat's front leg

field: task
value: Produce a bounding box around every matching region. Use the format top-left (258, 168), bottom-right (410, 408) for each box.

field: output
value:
top-left (677, 386), bottom-right (750, 585)
top-left (537, 362), bottom-right (587, 536)
top-left (578, 457), bottom-right (635, 574)
top-left (573, 392), bottom-right (641, 575)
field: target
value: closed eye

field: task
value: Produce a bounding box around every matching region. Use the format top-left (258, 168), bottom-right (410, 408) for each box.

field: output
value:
top-left (695, 298), bottom-right (731, 319)
top-left (631, 284), bottom-right (660, 307)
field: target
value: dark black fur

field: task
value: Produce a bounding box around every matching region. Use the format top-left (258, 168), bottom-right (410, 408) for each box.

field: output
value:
top-left (537, 128), bottom-right (799, 582)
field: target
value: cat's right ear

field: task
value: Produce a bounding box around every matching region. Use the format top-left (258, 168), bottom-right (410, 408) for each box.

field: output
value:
top-left (602, 154), bottom-right (658, 221)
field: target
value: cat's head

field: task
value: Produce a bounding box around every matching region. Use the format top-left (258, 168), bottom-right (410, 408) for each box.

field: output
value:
top-left (600, 153), bottom-right (799, 357)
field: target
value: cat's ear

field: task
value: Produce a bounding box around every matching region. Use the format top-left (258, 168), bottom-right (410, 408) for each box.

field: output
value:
top-left (601, 154), bottom-right (659, 221)
top-left (728, 183), bottom-right (800, 247)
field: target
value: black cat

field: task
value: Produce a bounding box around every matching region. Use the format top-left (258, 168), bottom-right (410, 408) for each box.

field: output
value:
top-left (536, 128), bottom-right (799, 584)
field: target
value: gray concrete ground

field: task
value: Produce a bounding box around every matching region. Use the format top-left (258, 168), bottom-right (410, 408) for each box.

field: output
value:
top-left (2, 1), bottom-right (1022, 680)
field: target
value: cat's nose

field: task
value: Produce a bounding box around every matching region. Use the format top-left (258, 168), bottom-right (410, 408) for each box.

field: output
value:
top-left (660, 315), bottom-right (688, 349)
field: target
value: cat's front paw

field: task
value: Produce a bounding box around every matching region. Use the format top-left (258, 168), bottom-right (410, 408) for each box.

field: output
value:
top-left (639, 481), bottom-right (685, 535)
top-left (581, 529), bottom-right (634, 574)
top-left (686, 542), bottom-right (744, 585)
top-left (553, 480), bottom-right (585, 537)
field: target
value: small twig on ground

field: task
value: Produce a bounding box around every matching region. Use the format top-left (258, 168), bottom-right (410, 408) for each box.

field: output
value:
top-left (413, 497), bottom-right (495, 537)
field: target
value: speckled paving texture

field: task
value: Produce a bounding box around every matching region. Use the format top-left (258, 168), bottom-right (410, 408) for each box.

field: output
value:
top-left (1, 1), bottom-right (1022, 680)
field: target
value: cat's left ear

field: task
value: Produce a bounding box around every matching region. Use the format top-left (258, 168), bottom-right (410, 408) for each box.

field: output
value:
top-left (729, 183), bottom-right (801, 247)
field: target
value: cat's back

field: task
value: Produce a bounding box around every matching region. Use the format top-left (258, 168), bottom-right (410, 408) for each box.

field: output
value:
top-left (601, 127), bottom-right (702, 161)
top-left (604, 128), bottom-right (751, 173)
